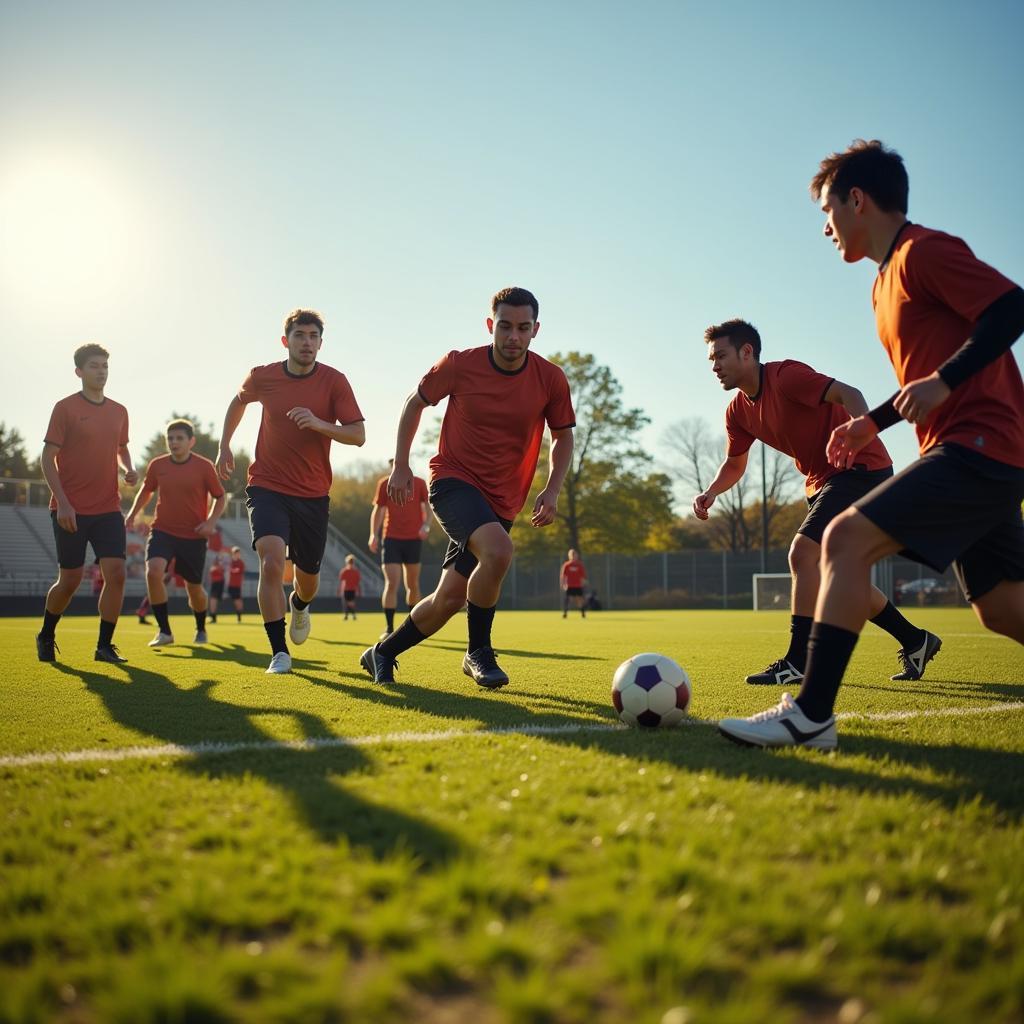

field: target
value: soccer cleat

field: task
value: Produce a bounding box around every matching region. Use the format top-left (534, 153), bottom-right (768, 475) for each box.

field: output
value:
top-left (745, 658), bottom-right (804, 686)
top-left (137, 616), bottom-right (151, 625)
top-left (35, 633), bottom-right (59, 663)
top-left (718, 692), bottom-right (837, 751)
top-left (94, 645), bottom-right (128, 664)
top-left (194, 629), bottom-right (209, 644)
top-left (359, 644), bottom-right (398, 683)
top-left (891, 630), bottom-right (942, 681)
top-left (148, 631), bottom-right (174, 647)
top-left (266, 652), bottom-right (292, 674)
top-left (288, 592), bottom-right (311, 645)
top-left (463, 647), bottom-right (510, 690)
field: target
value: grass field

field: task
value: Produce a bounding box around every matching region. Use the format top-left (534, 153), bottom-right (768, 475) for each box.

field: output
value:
top-left (2, 608), bottom-right (1022, 1024)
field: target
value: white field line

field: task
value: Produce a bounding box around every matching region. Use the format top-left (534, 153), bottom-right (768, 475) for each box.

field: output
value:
top-left (1, 702), bottom-right (1023, 769)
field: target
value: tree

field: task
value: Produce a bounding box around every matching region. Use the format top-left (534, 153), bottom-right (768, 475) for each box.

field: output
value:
top-left (0, 423), bottom-right (31, 479)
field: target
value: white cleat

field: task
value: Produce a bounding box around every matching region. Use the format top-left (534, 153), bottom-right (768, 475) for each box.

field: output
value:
top-left (266, 652), bottom-right (292, 674)
top-left (718, 692), bottom-right (837, 751)
top-left (288, 591), bottom-right (311, 645)
top-left (148, 632), bottom-right (174, 647)
top-left (194, 630), bottom-right (209, 644)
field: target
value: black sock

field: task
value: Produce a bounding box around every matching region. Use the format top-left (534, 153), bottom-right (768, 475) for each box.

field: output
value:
top-left (795, 622), bottom-right (859, 722)
top-left (870, 601), bottom-right (923, 649)
top-left (292, 593), bottom-right (310, 611)
top-left (783, 615), bottom-right (814, 671)
top-left (98, 619), bottom-right (117, 648)
top-left (153, 602), bottom-right (171, 634)
top-left (264, 618), bottom-right (288, 655)
top-left (384, 608), bottom-right (395, 632)
top-left (236, 610), bottom-right (242, 621)
top-left (194, 610), bottom-right (206, 631)
top-left (40, 609), bottom-right (61, 639)
top-left (379, 615), bottom-right (428, 659)
top-left (467, 601), bottom-right (496, 653)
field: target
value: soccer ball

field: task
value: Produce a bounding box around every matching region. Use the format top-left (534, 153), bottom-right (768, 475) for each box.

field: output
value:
top-left (612, 653), bottom-right (691, 728)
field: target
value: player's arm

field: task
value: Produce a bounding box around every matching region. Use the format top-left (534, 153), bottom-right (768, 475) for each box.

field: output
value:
top-left (822, 379), bottom-right (869, 417)
top-left (118, 444), bottom-right (138, 487)
top-left (124, 481), bottom-right (157, 530)
top-left (286, 408), bottom-right (365, 447)
top-left (195, 492), bottom-right (227, 538)
top-left (388, 391), bottom-right (429, 506)
top-left (368, 504), bottom-right (384, 553)
top-left (692, 451), bottom-right (748, 521)
top-left (419, 497), bottom-right (430, 538)
top-left (41, 442), bottom-right (76, 532)
top-left (216, 396), bottom-right (247, 480)
top-left (531, 427), bottom-right (574, 528)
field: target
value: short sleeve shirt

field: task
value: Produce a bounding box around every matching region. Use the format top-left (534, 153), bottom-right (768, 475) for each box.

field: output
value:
top-left (374, 475), bottom-right (429, 539)
top-left (238, 361), bottom-right (364, 498)
top-left (726, 361), bottom-right (892, 496)
top-left (144, 453), bottom-right (225, 540)
top-left (418, 346), bottom-right (576, 521)
top-left (873, 224), bottom-right (1023, 467)
top-left (228, 558), bottom-right (246, 587)
top-left (340, 567), bottom-right (361, 590)
top-left (44, 393), bottom-right (129, 515)
top-left (561, 560), bottom-right (587, 587)
top-left (210, 561), bottom-right (225, 583)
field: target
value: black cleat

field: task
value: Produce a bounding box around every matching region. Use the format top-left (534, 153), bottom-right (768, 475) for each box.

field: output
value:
top-left (892, 630), bottom-right (942, 681)
top-left (36, 633), bottom-right (59, 663)
top-left (359, 644), bottom-right (397, 683)
top-left (745, 658), bottom-right (804, 686)
top-left (94, 644), bottom-right (128, 664)
top-left (463, 647), bottom-right (509, 689)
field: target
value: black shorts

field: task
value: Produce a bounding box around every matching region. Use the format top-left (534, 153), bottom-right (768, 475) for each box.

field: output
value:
top-left (381, 537), bottom-right (423, 565)
top-left (855, 443), bottom-right (1024, 602)
top-left (146, 529), bottom-right (207, 584)
top-left (210, 580), bottom-right (225, 599)
top-left (245, 485), bottom-right (329, 575)
top-left (429, 478), bottom-right (513, 579)
top-left (51, 510), bottom-right (126, 570)
top-left (228, 585), bottom-right (242, 599)
top-left (343, 589), bottom-right (357, 601)
top-left (565, 586), bottom-right (584, 597)
top-left (798, 466), bottom-right (894, 544)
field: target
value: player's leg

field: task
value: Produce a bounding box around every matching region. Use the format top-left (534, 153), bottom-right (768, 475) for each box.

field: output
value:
top-left (403, 559), bottom-right (422, 607)
top-left (92, 513), bottom-right (129, 662)
top-left (174, 538), bottom-right (210, 643)
top-left (145, 556), bottom-right (174, 645)
top-left (185, 582), bottom-right (209, 641)
top-left (971, 580), bottom-right (1024, 642)
top-left (381, 557), bottom-right (401, 633)
top-left (285, 494), bottom-right (327, 647)
top-left (957, 513), bottom-right (1024, 643)
top-left (255, 534), bottom-right (290, 669)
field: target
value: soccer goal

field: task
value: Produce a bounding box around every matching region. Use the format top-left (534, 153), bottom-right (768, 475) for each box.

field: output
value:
top-left (752, 573), bottom-right (791, 611)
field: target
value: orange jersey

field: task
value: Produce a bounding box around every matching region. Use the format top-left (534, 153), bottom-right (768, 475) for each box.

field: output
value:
top-left (373, 475), bottom-right (428, 539)
top-left (873, 225), bottom-right (1023, 467)
top-left (143, 453), bottom-right (224, 540)
top-left (726, 361), bottom-right (891, 496)
top-left (339, 567), bottom-right (361, 591)
top-left (561, 560), bottom-right (587, 588)
top-left (44, 393), bottom-right (129, 515)
top-left (418, 346), bottom-right (575, 521)
top-left (239, 361), bottom-right (364, 498)
top-left (228, 557), bottom-right (246, 587)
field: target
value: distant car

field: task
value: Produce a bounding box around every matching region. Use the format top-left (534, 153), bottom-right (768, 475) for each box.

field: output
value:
top-left (895, 577), bottom-right (956, 603)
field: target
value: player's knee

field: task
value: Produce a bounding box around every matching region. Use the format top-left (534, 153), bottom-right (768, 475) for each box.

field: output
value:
top-left (821, 509), bottom-right (865, 563)
top-left (973, 600), bottom-right (1023, 640)
top-left (788, 535), bottom-right (819, 574)
top-left (103, 563), bottom-right (127, 587)
top-left (259, 553), bottom-right (285, 581)
top-left (60, 567), bottom-right (85, 590)
top-left (146, 565), bottom-right (164, 586)
top-left (479, 535), bottom-right (514, 574)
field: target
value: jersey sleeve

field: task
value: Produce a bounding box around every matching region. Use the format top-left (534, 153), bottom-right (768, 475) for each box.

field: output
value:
top-left (725, 403), bottom-right (755, 457)
top-left (415, 477), bottom-right (429, 504)
top-left (418, 351), bottom-right (458, 406)
top-left (774, 360), bottom-right (834, 408)
top-left (373, 478), bottom-right (388, 506)
top-left (119, 406), bottom-right (130, 446)
top-left (43, 402), bottom-right (68, 447)
top-left (237, 367), bottom-right (263, 405)
top-left (332, 373), bottom-right (364, 424)
top-left (143, 459), bottom-right (160, 492)
top-left (544, 366), bottom-right (576, 430)
top-left (204, 460), bottom-right (225, 498)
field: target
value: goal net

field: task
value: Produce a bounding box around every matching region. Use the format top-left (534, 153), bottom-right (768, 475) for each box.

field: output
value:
top-left (752, 573), bottom-right (790, 611)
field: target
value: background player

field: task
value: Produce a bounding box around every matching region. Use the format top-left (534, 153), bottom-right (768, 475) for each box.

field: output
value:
top-left (227, 547), bottom-right (246, 621)
top-left (560, 549), bottom-right (588, 618)
top-left (361, 286), bottom-right (575, 689)
top-left (338, 554), bottom-right (361, 620)
top-left (368, 458), bottom-right (430, 637)
top-left (208, 552), bottom-right (226, 622)
top-left (36, 344), bottom-right (137, 664)
top-left (125, 419), bottom-right (225, 646)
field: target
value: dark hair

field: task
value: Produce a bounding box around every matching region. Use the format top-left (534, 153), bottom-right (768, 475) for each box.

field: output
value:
top-left (283, 309), bottom-right (325, 337)
top-left (74, 343), bottom-right (109, 368)
top-left (166, 418), bottom-right (195, 439)
top-left (704, 319), bottom-right (762, 360)
top-left (810, 139), bottom-right (909, 214)
top-left (491, 286), bottom-right (539, 320)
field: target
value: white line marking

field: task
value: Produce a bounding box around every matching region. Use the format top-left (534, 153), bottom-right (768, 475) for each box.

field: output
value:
top-left (1, 702), bottom-right (1022, 768)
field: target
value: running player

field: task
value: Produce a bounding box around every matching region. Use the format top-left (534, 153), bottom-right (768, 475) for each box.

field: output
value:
top-left (360, 286), bottom-right (575, 688)
top-left (368, 458), bottom-right (430, 637)
top-left (125, 419), bottom-right (226, 647)
top-left (227, 547), bottom-right (246, 621)
top-left (36, 344), bottom-right (137, 664)
top-left (720, 139), bottom-right (1024, 750)
top-left (694, 319), bottom-right (934, 685)
top-left (338, 555), bottom-right (361, 620)
top-left (216, 309), bottom-right (365, 673)
top-left (560, 549), bottom-right (588, 618)
top-left (208, 553), bottom-right (226, 622)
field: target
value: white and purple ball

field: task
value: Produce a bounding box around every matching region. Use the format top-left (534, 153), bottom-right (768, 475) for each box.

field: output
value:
top-left (612, 653), bottom-right (691, 728)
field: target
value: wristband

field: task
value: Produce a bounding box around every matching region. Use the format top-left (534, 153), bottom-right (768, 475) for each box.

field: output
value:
top-left (866, 395), bottom-right (901, 432)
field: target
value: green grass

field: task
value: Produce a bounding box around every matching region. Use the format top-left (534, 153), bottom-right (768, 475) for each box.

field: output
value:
top-left (2, 608), bottom-right (1022, 1023)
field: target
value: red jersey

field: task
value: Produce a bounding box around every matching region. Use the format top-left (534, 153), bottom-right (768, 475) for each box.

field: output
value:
top-left (228, 557), bottom-right (246, 587)
top-left (209, 561), bottom-right (225, 583)
top-left (726, 361), bottom-right (891, 497)
top-left (418, 346), bottom-right (575, 521)
top-left (339, 567), bottom-right (361, 591)
top-left (561, 559), bottom-right (587, 588)
top-left (873, 224), bottom-right (1023, 467)
top-left (374, 475), bottom-right (428, 539)
top-left (239, 361), bottom-right (364, 498)
top-left (44, 393), bottom-right (129, 515)
top-left (143, 453), bottom-right (224, 540)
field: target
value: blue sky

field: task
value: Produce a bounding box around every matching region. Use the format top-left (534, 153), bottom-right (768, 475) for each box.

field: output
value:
top-left (2, 0), bottom-right (1022, 506)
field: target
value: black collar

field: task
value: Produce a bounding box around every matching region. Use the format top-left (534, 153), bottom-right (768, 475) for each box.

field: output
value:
top-left (488, 347), bottom-right (529, 376)
top-left (283, 360), bottom-right (319, 380)
top-left (879, 221), bottom-right (913, 273)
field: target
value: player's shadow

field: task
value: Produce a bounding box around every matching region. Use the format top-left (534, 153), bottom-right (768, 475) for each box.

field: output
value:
top-left (52, 661), bottom-right (458, 864)
top-left (843, 676), bottom-right (1024, 703)
top-left (182, 643), bottom-right (331, 673)
top-left (422, 639), bottom-right (602, 662)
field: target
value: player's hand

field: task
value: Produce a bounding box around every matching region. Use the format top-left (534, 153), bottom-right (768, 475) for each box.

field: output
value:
top-left (387, 464), bottom-right (414, 506)
top-left (692, 492), bottom-right (715, 520)
top-left (287, 407), bottom-right (323, 431)
top-left (56, 499), bottom-right (77, 533)
top-left (123, 469), bottom-right (138, 487)
top-left (124, 514), bottom-right (135, 532)
top-left (827, 415), bottom-right (878, 468)
top-left (894, 372), bottom-right (951, 424)
top-left (368, 535), bottom-right (379, 554)
top-left (195, 521), bottom-right (215, 538)
top-left (418, 524), bottom-right (429, 539)
top-left (531, 487), bottom-right (558, 527)
top-left (216, 448), bottom-right (234, 480)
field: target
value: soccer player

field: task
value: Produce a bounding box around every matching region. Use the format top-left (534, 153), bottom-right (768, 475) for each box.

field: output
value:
top-left (227, 548), bottom-right (246, 621)
top-left (125, 419), bottom-right (226, 647)
top-left (694, 319), bottom-right (934, 685)
top-left (36, 344), bottom-right (138, 664)
top-left (368, 458), bottom-right (430, 637)
top-left (208, 553), bottom-right (226, 622)
top-left (360, 286), bottom-right (575, 688)
top-left (720, 139), bottom-right (1024, 750)
top-left (216, 309), bottom-right (365, 674)
top-left (338, 554), bottom-right (361, 620)
top-left (560, 549), bottom-right (588, 618)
